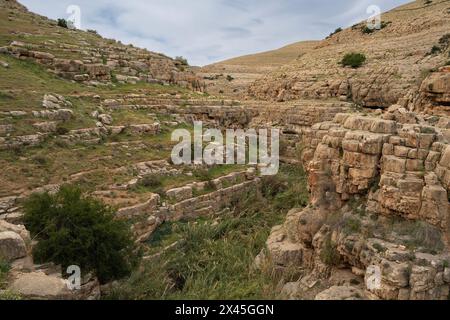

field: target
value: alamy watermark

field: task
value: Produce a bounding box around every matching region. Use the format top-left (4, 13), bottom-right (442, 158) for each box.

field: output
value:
top-left (366, 5), bottom-right (382, 30)
top-left (66, 5), bottom-right (82, 29)
top-left (66, 265), bottom-right (81, 290)
top-left (171, 121), bottom-right (280, 176)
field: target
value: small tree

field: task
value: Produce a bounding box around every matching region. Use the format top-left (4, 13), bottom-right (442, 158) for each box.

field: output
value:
top-left (57, 19), bottom-right (68, 28)
top-left (341, 53), bottom-right (367, 68)
top-left (23, 185), bottom-right (138, 283)
top-left (175, 56), bottom-right (189, 66)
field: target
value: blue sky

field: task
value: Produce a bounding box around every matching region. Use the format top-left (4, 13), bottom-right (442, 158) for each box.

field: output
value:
top-left (19, 0), bottom-right (410, 66)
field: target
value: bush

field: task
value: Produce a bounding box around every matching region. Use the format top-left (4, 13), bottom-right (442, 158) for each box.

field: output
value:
top-left (226, 75), bottom-right (234, 82)
top-left (175, 56), bottom-right (189, 66)
top-left (0, 258), bottom-right (10, 289)
top-left (193, 168), bottom-right (213, 182)
top-left (57, 19), bottom-right (68, 28)
top-left (23, 185), bottom-right (138, 283)
top-left (328, 27), bottom-right (343, 38)
top-left (320, 235), bottom-right (341, 266)
top-left (341, 53), bottom-right (366, 68)
top-left (362, 21), bottom-right (390, 34)
top-left (139, 175), bottom-right (162, 189)
top-left (362, 26), bottom-right (374, 34)
top-left (429, 45), bottom-right (442, 55)
top-left (55, 126), bottom-right (69, 135)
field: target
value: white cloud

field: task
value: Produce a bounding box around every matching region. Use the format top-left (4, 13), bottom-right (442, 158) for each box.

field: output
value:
top-left (18, 0), bottom-right (410, 66)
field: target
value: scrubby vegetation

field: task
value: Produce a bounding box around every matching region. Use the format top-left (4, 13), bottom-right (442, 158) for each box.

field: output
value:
top-left (0, 258), bottom-right (10, 289)
top-left (175, 56), bottom-right (189, 66)
top-left (57, 19), bottom-right (68, 29)
top-left (23, 185), bottom-right (139, 283)
top-left (105, 165), bottom-right (309, 299)
top-left (341, 53), bottom-right (367, 68)
top-left (320, 235), bottom-right (341, 266)
top-left (328, 27), bottom-right (343, 38)
top-left (362, 21), bottom-right (390, 34)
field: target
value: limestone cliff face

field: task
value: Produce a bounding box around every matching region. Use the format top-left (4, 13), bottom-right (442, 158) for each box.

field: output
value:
top-left (247, 0), bottom-right (450, 108)
top-left (259, 65), bottom-right (450, 299)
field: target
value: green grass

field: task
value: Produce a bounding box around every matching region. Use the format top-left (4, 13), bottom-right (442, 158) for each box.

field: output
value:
top-left (105, 164), bottom-right (309, 300)
top-left (0, 258), bottom-right (10, 290)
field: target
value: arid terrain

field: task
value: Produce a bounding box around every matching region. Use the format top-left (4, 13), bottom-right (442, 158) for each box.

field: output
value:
top-left (1, 0), bottom-right (450, 300)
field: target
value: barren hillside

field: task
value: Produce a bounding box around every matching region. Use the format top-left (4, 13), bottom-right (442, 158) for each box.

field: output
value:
top-left (198, 41), bottom-right (318, 97)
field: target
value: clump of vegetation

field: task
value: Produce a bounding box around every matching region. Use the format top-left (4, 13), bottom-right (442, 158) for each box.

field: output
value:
top-left (175, 56), bottom-right (189, 66)
top-left (373, 242), bottom-right (387, 253)
top-left (55, 125), bottom-right (69, 135)
top-left (328, 27), bottom-right (343, 38)
top-left (57, 18), bottom-right (68, 28)
top-left (0, 258), bottom-right (10, 289)
top-left (320, 235), bottom-right (341, 266)
top-left (226, 75), bottom-right (234, 82)
top-left (193, 168), bottom-right (213, 182)
top-left (341, 53), bottom-right (367, 68)
top-left (362, 21), bottom-right (390, 34)
top-left (344, 217), bottom-right (362, 235)
top-left (23, 185), bottom-right (138, 283)
top-left (427, 34), bottom-right (450, 56)
top-left (110, 71), bottom-right (118, 83)
top-left (429, 45), bottom-right (442, 55)
top-left (31, 154), bottom-right (48, 166)
top-left (136, 175), bottom-right (164, 196)
top-left (261, 165), bottom-right (309, 210)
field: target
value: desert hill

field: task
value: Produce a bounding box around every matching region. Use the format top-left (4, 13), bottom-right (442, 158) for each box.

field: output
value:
top-left (247, 0), bottom-right (450, 109)
top-left (198, 41), bottom-right (318, 96)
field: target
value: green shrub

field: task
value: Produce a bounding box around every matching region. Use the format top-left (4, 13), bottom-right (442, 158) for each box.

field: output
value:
top-left (139, 175), bottom-right (162, 189)
top-left (328, 27), bottom-right (343, 38)
top-left (193, 168), bottom-right (213, 182)
top-left (23, 185), bottom-right (138, 283)
top-left (429, 45), bottom-right (442, 55)
top-left (226, 75), bottom-right (234, 82)
top-left (0, 258), bottom-right (10, 289)
top-left (341, 53), bottom-right (367, 68)
top-left (57, 19), bottom-right (68, 28)
top-left (362, 21), bottom-right (390, 34)
top-left (0, 290), bottom-right (22, 300)
top-left (55, 126), bottom-right (69, 135)
top-left (344, 217), bottom-right (362, 235)
top-left (175, 56), bottom-right (189, 66)
top-left (320, 235), bottom-right (341, 266)
top-left (362, 26), bottom-right (374, 34)
top-left (31, 155), bottom-right (47, 166)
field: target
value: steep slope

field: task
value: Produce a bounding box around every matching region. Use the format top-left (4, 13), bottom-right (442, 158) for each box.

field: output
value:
top-left (198, 41), bottom-right (318, 97)
top-left (247, 0), bottom-right (450, 109)
top-left (0, 0), bottom-right (203, 90)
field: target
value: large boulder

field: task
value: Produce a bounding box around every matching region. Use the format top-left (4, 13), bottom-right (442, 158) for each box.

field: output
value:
top-left (0, 231), bottom-right (27, 261)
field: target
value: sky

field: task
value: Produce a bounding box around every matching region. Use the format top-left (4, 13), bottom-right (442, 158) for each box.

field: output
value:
top-left (19, 0), bottom-right (411, 66)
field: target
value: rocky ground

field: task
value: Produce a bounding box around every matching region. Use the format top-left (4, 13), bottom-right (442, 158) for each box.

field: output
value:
top-left (1, 0), bottom-right (450, 300)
